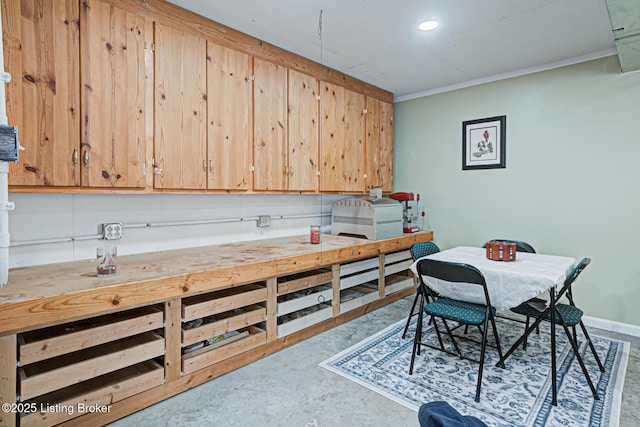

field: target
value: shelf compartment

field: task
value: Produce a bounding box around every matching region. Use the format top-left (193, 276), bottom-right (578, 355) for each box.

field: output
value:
top-left (182, 305), bottom-right (266, 347)
top-left (182, 326), bottom-right (266, 375)
top-left (182, 283), bottom-right (267, 322)
top-left (384, 274), bottom-right (415, 296)
top-left (339, 257), bottom-right (379, 277)
top-left (276, 304), bottom-right (332, 338)
top-left (339, 284), bottom-right (379, 314)
top-left (277, 284), bottom-right (333, 317)
top-left (277, 269), bottom-right (332, 296)
top-left (19, 360), bottom-right (163, 427)
top-left (18, 332), bottom-right (165, 401)
top-left (18, 306), bottom-right (163, 366)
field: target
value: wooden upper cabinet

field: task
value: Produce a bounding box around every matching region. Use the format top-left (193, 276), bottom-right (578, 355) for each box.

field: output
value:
top-left (253, 58), bottom-right (287, 191)
top-left (207, 42), bottom-right (251, 191)
top-left (365, 97), bottom-right (394, 192)
top-left (287, 69), bottom-right (319, 192)
top-left (2, 0), bottom-right (80, 187)
top-left (81, 0), bottom-right (147, 188)
top-left (320, 81), bottom-right (365, 193)
top-left (154, 23), bottom-right (207, 190)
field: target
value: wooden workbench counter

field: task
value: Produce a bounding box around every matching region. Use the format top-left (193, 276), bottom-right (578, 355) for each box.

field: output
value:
top-left (0, 232), bottom-right (433, 335)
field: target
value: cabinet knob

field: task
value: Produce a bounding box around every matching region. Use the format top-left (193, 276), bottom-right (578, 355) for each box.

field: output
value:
top-left (72, 150), bottom-right (79, 165)
top-left (83, 150), bottom-right (89, 166)
top-left (289, 166), bottom-right (294, 177)
top-left (343, 171), bottom-right (348, 179)
top-left (202, 160), bottom-right (207, 172)
top-left (209, 160), bottom-right (214, 173)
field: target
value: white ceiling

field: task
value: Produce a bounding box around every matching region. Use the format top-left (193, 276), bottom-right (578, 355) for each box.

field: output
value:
top-left (166, 0), bottom-right (618, 101)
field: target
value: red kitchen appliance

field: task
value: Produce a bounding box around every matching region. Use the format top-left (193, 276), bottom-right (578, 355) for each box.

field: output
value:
top-left (389, 192), bottom-right (420, 233)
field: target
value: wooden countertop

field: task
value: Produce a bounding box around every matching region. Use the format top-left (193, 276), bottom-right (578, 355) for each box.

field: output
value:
top-left (0, 232), bottom-right (432, 335)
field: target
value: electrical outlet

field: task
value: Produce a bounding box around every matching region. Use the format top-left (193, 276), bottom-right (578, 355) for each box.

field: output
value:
top-left (102, 223), bottom-right (123, 240)
top-left (257, 215), bottom-right (271, 228)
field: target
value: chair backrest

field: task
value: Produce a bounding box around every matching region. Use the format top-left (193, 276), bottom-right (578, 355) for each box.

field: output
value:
top-left (557, 257), bottom-right (591, 301)
top-left (482, 239), bottom-right (536, 254)
top-left (410, 241), bottom-right (440, 261)
top-left (416, 258), bottom-right (493, 307)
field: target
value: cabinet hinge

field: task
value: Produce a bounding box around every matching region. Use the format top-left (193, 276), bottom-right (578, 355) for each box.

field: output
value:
top-left (247, 74), bottom-right (255, 81)
top-left (249, 165), bottom-right (255, 172)
top-left (145, 42), bottom-right (155, 52)
top-left (315, 94), bottom-right (321, 101)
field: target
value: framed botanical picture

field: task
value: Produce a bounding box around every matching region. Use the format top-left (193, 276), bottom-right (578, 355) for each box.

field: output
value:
top-left (462, 115), bottom-right (506, 170)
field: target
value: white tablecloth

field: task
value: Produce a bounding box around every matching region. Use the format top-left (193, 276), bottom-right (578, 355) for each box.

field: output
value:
top-left (409, 246), bottom-right (576, 312)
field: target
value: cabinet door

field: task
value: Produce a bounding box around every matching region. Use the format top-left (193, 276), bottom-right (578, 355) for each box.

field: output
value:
top-left (365, 98), bottom-right (394, 192)
top-left (379, 100), bottom-right (394, 192)
top-left (2, 0), bottom-right (80, 186)
top-left (319, 81), bottom-right (343, 192)
top-left (287, 69), bottom-right (319, 192)
top-left (81, 0), bottom-right (147, 188)
top-left (154, 23), bottom-right (207, 190)
top-left (344, 89), bottom-right (366, 193)
top-left (365, 97), bottom-right (382, 190)
top-left (253, 58), bottom-right (287, 191)
top-left (207, 42), bottom-right (251, 190)
top-left (321, 81), bottom-right (365, 193)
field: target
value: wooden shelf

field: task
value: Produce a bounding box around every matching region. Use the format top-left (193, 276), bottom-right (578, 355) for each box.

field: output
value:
top-left (182, 326), bottom-right (266, 375)
top-left (339, 284), bottom-right (379, 314)
top-left (18, 306), bottom-right (163, 366)
top-left (182, 283), bottom-right (268, 322)
top-left (19, 360), bottom-right (164, 427)
top-left (18, 332), bottom-right (165, 401)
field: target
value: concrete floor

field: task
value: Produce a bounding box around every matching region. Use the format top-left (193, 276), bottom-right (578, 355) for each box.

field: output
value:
top-left (109, 297), bottom-right (640, 427)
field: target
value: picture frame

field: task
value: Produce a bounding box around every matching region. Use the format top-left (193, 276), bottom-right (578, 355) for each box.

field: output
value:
top-left (462, 115), bottom-right (506, 170)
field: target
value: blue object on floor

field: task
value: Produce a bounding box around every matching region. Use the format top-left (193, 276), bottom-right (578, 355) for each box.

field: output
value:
top-left (418, 401), bottom-right (487, 427)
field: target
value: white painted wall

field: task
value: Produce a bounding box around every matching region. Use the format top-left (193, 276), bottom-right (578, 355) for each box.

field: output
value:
top-left (7, 193), bottom-right (344, 268)
top-left (394, 56), bottom-right (640, 326)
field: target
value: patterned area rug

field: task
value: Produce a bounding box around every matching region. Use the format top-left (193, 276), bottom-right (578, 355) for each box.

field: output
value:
top-left (320, 317), bottom-right (629, 427)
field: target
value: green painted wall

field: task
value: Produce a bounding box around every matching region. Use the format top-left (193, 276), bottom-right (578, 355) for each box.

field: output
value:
top-left (394, 56), bottom-right (640, 326)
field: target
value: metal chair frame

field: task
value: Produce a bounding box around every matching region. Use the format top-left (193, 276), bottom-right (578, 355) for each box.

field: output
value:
top-left (409, 258), bottom-right (505, 403)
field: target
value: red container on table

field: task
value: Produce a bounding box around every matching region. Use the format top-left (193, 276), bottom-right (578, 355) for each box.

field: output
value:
top-left (486, 241), bottom-right (516, 261)
top-left (310, 226), bottom-right (321, 244)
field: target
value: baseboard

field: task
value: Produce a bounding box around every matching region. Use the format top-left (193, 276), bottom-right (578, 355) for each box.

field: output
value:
top-left (583, 315), bottom-right (640, 338)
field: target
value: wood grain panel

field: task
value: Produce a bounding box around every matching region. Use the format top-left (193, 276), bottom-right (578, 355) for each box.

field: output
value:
top-left (344, 88), bottom-right (366, 193)
top-left (207, 42), bottom-right (252, 190)
top-left (154, 23), bottom-right (207, 189)
top-left (287, 69), bottom-right (319, 191)
top-left (2, 0), bottom-right (80, 187)
top-left (365, 97), bottom-right (382, 190)
top-left (253, 58), bottom-right (287, 191)
top-left (0, 335), bottom-right (16, 427)
top-left (81, 0), bottom-right (147, 188)
top-left (379, 100), bottom-right (394, 192)
top-left (319, 81), bottom-right (344, 192)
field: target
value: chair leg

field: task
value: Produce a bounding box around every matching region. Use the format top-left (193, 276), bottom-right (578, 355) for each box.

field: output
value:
top-left (579, 321), bottom-right (605, 372)
top-left (555, 308), bottom-right (600, 400)
top-left (441, 319), bottom-right (463, 358)
top-left (474, 314), bottom-right (491, 402)
top-left (523, 316), bottom-right (530, 350)
top-left (489, 313), bottom-right (505, 369)
top-left (401, 289), bottom-right (421, 339)
top-left (409, 302), bottom-right (425, 375)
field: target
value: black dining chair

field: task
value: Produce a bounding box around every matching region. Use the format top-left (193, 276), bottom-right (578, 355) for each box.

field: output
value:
top-left (409, 258), bottom-right (504, 403)
top-left (401, 241), bottom-right (441, 339)
top-left (506, 257), bottom-right (604, 401)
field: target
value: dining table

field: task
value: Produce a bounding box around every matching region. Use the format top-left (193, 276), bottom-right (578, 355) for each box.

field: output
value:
top-left (409, 245), bottom-right (582, 406)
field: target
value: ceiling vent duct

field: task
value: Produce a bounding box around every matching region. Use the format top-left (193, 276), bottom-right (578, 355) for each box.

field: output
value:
top-left (606, 0), bottom-right (640, 73)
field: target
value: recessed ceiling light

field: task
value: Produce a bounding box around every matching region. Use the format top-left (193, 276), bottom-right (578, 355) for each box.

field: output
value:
top-left (419, 20), bottom-right (439, 31)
